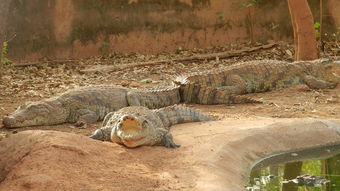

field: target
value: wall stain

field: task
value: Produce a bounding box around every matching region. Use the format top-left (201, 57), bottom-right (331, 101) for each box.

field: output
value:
top-left (6, 0), bottom-right (56, 57)
top-left (70, 0), bottom-right (211, 45)
top-left (2, 0), bottom-right (338, 60)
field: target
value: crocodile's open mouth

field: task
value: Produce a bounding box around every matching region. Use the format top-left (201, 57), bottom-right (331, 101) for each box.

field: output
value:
top-left (116, 116), bottom-right (148, 147)
top-left (118, 118), bottom-right (144, 139)
top-left (120, 118), bottom-right (142, 133)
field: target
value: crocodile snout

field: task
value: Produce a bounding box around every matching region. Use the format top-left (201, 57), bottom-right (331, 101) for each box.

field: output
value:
top-left (3, 116), bottom-right (16, 128)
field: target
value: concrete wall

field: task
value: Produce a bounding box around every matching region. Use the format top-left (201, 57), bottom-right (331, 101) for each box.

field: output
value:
top-left (0, 0), bottom-right (11, 50)
top-left (2, 0), bottom-right (340, 61)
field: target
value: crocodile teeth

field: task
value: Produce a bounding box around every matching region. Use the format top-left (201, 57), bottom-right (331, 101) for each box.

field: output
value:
top-left (119, 131), bottom-right (145, 140)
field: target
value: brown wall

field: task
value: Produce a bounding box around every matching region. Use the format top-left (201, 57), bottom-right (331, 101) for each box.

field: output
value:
top-left (0, 0), bottom-right (11, 49)
top-left (2, 0), bottom-right (340, 61)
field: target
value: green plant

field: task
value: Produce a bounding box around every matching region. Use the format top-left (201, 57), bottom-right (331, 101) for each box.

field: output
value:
top-left (1, 41), bottom-right (11, 65)
top-left (1, 34), bottom-right (16, 67)
top-left (99, 42), bottom-right (110, 53)
top-left (0, 41), bottom-right (9, 84)
top-left (314, 22), bottom-right (321, 39)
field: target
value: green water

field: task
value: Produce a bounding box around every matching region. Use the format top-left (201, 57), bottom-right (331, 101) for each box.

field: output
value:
top-left (247, 151), bottom-right (340, 191)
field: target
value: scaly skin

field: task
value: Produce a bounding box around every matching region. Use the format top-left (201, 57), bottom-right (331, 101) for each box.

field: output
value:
top-left (127, 86), bottom-right (180, 109)
top-left (3, 85), bottom-right (180, 128)
top-left (6, 59), bottom-right (337, 128)
top-left (89, 105), bottom-right (216, 148)
top-left (173, 59), bottom-right (340, 104)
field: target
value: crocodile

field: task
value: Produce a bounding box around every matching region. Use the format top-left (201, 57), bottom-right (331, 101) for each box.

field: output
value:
top-left (89, 105), bottom-right (216, 148)
top-left (173, 59), bottom-right (340, 104)
top-left (3, 85), bottom-right (180, 128)
top-left (2, 84), bottom-right (259, 128)
top-left (6, 59), bottom-right (337, 128)
top-left (284, 174), bottom-right (330, 187)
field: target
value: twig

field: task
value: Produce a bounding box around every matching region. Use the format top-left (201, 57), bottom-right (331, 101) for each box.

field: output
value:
top-left (320, 0), bottom-right (323, 44)
top-left (14, 59), bottom-right (82, 67)
top-left (80, 43), bottom-right (278, 74)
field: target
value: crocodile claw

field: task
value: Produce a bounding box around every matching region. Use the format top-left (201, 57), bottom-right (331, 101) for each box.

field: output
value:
top-left (89, 129), bottom-right (104, 141)
top-left (163, 133), bottom-right (180, 148)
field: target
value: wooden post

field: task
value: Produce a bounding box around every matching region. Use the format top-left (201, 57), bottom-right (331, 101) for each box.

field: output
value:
top-left (320, 0), bottom-right (324, 51)
top-left (287, 0), bottom-right (319, 61)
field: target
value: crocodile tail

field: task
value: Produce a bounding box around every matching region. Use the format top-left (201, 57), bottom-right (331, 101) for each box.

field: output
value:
top-left (195, 85), bottom-right (262, 104)
top-left (228, 95), bottom-right (263, 104)
top-left (155, 105), bottom-right (216, 128)
top-left (127, 85), bottom-right (181, 109)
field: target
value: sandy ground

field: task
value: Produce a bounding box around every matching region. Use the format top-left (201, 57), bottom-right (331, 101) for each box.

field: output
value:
top-left (1, 118), bottom-right (340, 191)
top-left (0, 45), bottom-right (339, 190)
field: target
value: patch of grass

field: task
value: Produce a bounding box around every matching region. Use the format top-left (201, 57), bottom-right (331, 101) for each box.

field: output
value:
top-left (1, 41), bottom-right (12, 65)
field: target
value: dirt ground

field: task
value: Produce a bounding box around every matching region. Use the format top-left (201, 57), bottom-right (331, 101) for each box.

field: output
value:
top-left (1, 119), bottom-right (340, 191)
top-left (0, 43), bottom-right (339, 190)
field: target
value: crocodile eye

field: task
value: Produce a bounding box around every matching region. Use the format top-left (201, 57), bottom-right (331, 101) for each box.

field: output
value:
top-left (27, 105), bottom-right (37, 111)
top-left (118, 122), bottom-right (123, 127)
top-left (18, 101), bottom-right (32, 110)
top-left (141, 121), bottom-right (148, 128)
top-left (28, 105), bottom-right (49, 113)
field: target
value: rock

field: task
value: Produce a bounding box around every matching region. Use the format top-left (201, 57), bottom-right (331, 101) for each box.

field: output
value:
top-left (139, 78), bottom-right (153, 84)
top-left (0, 132), bottom-right (8, 141)
top-left (21, 174), bottom-right (57, 189)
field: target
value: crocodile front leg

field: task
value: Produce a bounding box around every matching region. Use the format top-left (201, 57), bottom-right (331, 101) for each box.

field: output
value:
top-left (74, 109), bottom-right (99, 128)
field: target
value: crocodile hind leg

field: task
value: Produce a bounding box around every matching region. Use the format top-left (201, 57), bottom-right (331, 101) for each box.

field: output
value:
top-left (202, 74), bottom-right (247, 95)
top-left (216, 86), bottom-right (244, 94)
top-left (195, 85), bottom-right (261, 104)
top-left (220, 74), bottom-right (247, 94)
top-left (303, 75), bottom-right (337, 89)
top-left (74, 109), bottom-right (99, 128)
top-left (197, 74), bottom-right (247, 103)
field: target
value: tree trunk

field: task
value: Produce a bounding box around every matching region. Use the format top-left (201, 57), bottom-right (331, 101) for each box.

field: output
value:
top-left (282, 161), bottom-right (302, 191)
top-left (287, 0), bottom-right (319, 61)
top-left (326, 155), bottom-right (340, 191)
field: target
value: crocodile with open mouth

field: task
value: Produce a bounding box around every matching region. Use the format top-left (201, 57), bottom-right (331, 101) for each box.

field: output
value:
top-left (89, 105), bottom-right (216, 148)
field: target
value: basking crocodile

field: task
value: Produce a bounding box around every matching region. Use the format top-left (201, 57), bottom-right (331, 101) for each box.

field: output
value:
top-left (89, 105), bottom-right (216, 148)
top-left (173, 59), bottom-right (340, 104)
top-left (3, 85), bottom-right (180, 128)
top-left (5, 59), bottom-right (337, 128)
top-left (3, 85), bottom-right (258, 128)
